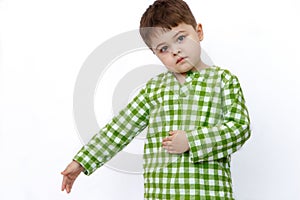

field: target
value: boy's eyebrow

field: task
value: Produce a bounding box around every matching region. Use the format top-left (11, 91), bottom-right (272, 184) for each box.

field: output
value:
top-left (155, 30), bottom-right (186, 50)
top-left (172, 30), bottom-right (186, 40)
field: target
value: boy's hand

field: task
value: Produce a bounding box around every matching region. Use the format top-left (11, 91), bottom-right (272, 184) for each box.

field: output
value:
top-left (61, 160), bottom-right (84, 193)
top-left (162, 130), bottom-right (190, 154)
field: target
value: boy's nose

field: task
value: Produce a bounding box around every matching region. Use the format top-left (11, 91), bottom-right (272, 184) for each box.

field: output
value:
top-left (172, 48), bottom-right (181, 56)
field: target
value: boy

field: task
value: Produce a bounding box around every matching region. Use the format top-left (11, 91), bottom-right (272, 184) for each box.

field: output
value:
top-left (61, 0), bottom-right (251, 199)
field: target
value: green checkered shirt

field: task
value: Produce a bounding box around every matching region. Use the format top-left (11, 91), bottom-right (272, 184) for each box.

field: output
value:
top-left (73, 66), bottom-right (251, 199)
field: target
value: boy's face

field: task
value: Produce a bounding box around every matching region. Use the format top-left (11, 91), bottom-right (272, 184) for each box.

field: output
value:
top-left (150, 23), bottom-right (203, 75)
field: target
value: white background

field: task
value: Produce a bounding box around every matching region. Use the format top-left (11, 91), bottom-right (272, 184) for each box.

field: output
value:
top-left (1, 0), bottom-right (300, 199)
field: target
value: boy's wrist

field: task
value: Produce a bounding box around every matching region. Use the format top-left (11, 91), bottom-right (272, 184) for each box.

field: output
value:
top-left (72, 159), bottom-right (84, 171)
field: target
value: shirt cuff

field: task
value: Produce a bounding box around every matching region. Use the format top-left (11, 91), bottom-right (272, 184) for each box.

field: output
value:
top-left (73, 147), bottom-right (101, 176)
top-left (186, 130), bottom-right (202, 163)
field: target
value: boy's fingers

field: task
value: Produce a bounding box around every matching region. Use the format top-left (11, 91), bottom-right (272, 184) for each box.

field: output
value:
top-left (62, 172), bottom-right (74, 192)
top-left (69, 180), bottom-right (75, 191)
top-left (66, 181), bottom-right (73, 193)
top-left (66, 184), bottom-right (70, 193)
top-left (61, 167), bottom-right (68, 175)
top-left (162, 136), bottom-right (172, 141)
top-left (61, 164), bottom-right (74, 175)
top-left (67, 184), bottom-right (71, 193)
top-left (62, 176), bottom-right (73, 194)
top-left (61, 176), bottom-right (68, 191)
top-left (167, 145), bottom-right (173, 150)
top-left (162, 141), bottom-right (171, 146)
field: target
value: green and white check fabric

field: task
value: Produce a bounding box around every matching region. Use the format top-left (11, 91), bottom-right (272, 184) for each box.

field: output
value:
top-left (73, 66), bottom-right (251, 199)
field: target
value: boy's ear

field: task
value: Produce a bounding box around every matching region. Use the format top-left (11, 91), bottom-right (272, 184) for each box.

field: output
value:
top-left (196, 23), bottom-right (204, 41)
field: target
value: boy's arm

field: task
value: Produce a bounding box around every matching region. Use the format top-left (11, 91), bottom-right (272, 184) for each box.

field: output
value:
top-left (186, 73), bottom-right (251, 163)
top-left (73, 86), bottom-right (150, 175)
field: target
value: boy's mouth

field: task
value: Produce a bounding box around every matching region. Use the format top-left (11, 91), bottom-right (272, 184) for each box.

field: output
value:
top-left (176, 57), bottom-right (186, 64)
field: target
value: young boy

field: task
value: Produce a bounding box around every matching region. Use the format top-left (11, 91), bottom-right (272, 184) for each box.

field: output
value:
top-left (61, 0), bottom-right (251, 199)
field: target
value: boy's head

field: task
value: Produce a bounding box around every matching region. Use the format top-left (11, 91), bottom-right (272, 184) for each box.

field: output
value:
top-left (140, 0), bottom-right (197, 48)
top-left (139, 0), bottom-right (206, 75)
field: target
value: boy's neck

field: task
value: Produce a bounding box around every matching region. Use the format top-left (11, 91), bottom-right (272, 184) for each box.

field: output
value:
top-left (173, 62), bottom-right (210, 84)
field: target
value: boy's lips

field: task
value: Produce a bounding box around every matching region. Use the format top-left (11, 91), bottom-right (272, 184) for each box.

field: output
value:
top-left (176, 57), bottom-right (187, 64)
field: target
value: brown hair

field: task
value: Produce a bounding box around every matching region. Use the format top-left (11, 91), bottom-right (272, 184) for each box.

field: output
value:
top-left (139, 0), bottom-right (197, 48)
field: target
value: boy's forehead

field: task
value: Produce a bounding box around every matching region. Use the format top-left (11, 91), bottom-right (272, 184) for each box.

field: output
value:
top-left (150, 28), bottom-right (174, 40)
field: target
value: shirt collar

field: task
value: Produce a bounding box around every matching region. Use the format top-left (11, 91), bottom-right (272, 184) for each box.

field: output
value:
top-left (166, 65), bottom-right (215, 84)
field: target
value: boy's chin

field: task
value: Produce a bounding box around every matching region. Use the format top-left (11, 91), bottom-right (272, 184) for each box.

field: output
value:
top-left (166, 64), bottom-right (195, 74)
top-left (171, 70), bottom-right (190, 76)
top-left (175, 67), bottom-right (194, 74)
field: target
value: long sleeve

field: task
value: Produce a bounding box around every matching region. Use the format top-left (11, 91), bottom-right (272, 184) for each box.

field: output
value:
top-left (73, 86), bottom-right (150, 175)
top-left (187, 73), bottom-right (251, 163)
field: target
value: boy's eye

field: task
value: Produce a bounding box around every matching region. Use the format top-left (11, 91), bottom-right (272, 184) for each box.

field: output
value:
top-left (160, 46), bottom-right (168, 53)
top-left (177, 35), bottom-right (185, 43)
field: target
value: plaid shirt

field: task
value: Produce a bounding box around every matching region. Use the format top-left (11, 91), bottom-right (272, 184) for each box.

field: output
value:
top-left (73, 66), bottom-right (251, 199)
